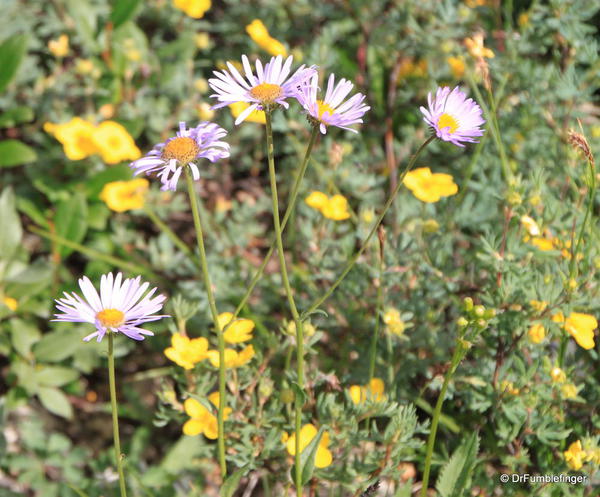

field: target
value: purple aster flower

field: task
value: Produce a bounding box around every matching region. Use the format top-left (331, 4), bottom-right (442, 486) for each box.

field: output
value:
top-left (209, 55), bottom-right (316, 124)
top-left (297, 73), bottom-right (370, 134)
top-left (54, 272), bottom-right (168, 342)
top-left (129, 121), bottom-right (229, 191)
top-left (420, 86), bottom-right (485, 147)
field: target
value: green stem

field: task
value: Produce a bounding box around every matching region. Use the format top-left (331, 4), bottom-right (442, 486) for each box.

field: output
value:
top-left (367, 238), bottom-right (385, 383)
top-left (264, 111), bottom-right (305, 496)
top-left (419, 341), bottom-right (465, 497)
top-left (302, 136), bottom-right (435, 319)
top-left (108, 332), bottom-right (128, 497)
top-left (143, 205), bottom-right (201, 269)
top-left (184, 168), bottom-right (227, 478)
top-left (231, 126), bottom-right (319, 321)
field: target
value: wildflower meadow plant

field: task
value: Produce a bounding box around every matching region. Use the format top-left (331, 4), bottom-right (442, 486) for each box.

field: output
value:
top-left (7, 4), bottom-right (600, 496)
top-left (54, 273), bottom-right (168, 497)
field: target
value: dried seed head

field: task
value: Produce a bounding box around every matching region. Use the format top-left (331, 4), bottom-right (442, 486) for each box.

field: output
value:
top-left (567, 129), bottom-right (594, 166)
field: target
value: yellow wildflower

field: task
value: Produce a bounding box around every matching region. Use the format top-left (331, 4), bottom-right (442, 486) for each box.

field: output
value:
top-left (464, 33), bottom-right (495, 59)
top-left (383, 308), bottom-right (405, 336)
top-left (75, 59), bottom-right (94, 75)
top-left (520, 215), bottom-right (541, 236)
top-left (197, 102), bottom-right (215, 120)
top-left (246, 19), bottom-right (287, 57)
top-left (561, 383), bottom-right (578, 399)
top-left (285, 424), bottom-right (332, 468)
top-left (465, 0), bottom-right (487, 6)
top-left (528, 324), bottom-right (545, 344)
top-left (348, 378), bottom-right (386, 405)
top-left (500, 381), bottom-right (519, 395)
top-left (218, 312), bottom-right (255, 344)
top-left (403, 167), bottom-right (458, 203)
top-left (529, 236), bottom-right (555, 251)
top-left (229, 102), bottom-right (266, 124)
top-left (361, 208), bottom-right (375, 224)
top-left (518, 13), bottom-right (530, 28)
top-left (92, 121), bottom-right (141, 164)
top-left (48, 34), bottom-right (69, 58)
top-left (565, 313), bottom-right (597, 350)
top-left (564, 441), bottom-right (586, 470)
top-left (99, 179), bottom-right (149, 212)
top-left (529, 300), bottom-right (548, 313)
top-left (550, 367), bottom-right (566, 383)
top-left (207, 345), bottom-right (255, 368)
top-left (173, 0), bottom-right (211, 18)
top-left (305, 192), bottom-right (351, 221)
top-left (99, 104), bottom-right (115, 119)
top-left (164, 333), bottom-right (209, 370)
top-left (194, 32), bottom-right (210, 50)
top-left (447, 56), bottom-right (466, 79)
top-left (305, 191), bottom-right (329, 210)
top-left (183, 392), bottom-right (231, 438)
top-left (397, 58), bottom-right (427, 80)
top-left (2, 297), bottom-right (17, 311)
top-left (46, 117), bottom-right (98, 161)
top-left (321, 195), bottom-right (351, 221)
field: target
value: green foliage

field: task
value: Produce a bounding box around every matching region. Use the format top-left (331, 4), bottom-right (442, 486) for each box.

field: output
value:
top-left (1, 0), bottom-right (600, 496)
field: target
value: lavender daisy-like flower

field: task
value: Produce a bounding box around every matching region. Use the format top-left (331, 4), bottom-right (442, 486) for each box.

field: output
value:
top-left (209, 55), bottom-right (316, 124)
top-left (420, 86), bottom-right (485, 147)
top-left (129, 121), bottom-right (229, 191)
top-left (54, 272), bottom-right (168, 342)
top-left (297, 73), bottom-right (370, 134)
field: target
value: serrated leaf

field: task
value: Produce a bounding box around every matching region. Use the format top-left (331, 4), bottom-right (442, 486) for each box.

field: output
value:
top-left (38, 386), bottom-right (73, 419)
top-left (55, 193), bottom-right (88, 258)
top-left (110, 0), bottom-right (142, 29)
top-left (436, 432), bottom-right (479, 497)
top-left (0, 187), bottom-right (23, 259)
top-left (221, 465), bottom-right (249, 497)
top-left (0, 33), bottom-right (27, 93)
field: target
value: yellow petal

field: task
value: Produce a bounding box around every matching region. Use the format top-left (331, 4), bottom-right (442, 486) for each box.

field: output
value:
top-left (203, 415), bottom-right (219, 439)
top-left (348, 385), bottom-right (363, 405)
top-left (183, 418), bottom-right (204, 436)
top-left (172, 333), bottom-right (190, 350)
top-left (315, 445), bottom-right (333, 468)
top-left (305, 191), bottom-right (329, 210)
top-left (184, 398), bottom-right (207, 419)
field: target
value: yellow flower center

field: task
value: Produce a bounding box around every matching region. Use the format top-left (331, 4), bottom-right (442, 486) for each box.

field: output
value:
top-left (249, 83), bottom-right (283, 103)
top-left (161, 137), bottom-right (200, 163)
top-left (96, 308), bottom-right (125, 328)
top-left (316, 100), bottom-right (335, 120)
top-left (437, 113), bottom-right (459, 133)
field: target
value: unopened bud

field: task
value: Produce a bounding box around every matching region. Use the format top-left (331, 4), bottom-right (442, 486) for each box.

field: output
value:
top-left (463, 297), bottom-right (474, 312)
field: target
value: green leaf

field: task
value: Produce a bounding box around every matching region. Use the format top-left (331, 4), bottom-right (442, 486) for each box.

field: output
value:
top-left (0, 187), bottom-right (23, 260)
top-left (0, 33), bottom-right (27, 93)
top-left (221, 465), bottom-right (249, 497)
top-left (38, 386), bottom-right (73, 419)
top-left (34, 366), bottom-right (79, 387)
top-left (290, 382), bottom-right (308, 407)
top-left (33, 330), bottom-right (81, 362)
top-left (0, 106), bottom-right (34, 128)
top-left (161, 436), bottom-right (204, 473)
top-left (10, 318), bottom-right (41, 358)
top-left (436, 432), bottom-right (479, 497)
top-left (86, 164), bottom-right (133, 198)
top-left (290, 426), bottom-right (325, 486)
top-left (0, 139), bottom-right (37, 167)
top-left (110, 0), bottom-right (142, 29)
top-left (55, 193), bottom-right (88, 258)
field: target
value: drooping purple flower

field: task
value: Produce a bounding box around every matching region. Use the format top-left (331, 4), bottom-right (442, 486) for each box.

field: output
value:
top-left (296, 73), bottom-right (370, 134)
top-left (130, 121), bottom-right (229, 191)
top-left (209, 55), bottom-right (316, 124)
top-left (54, 272), bottom-right (168, 342)
top-left (420, 86), bottom-right (485, 147)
